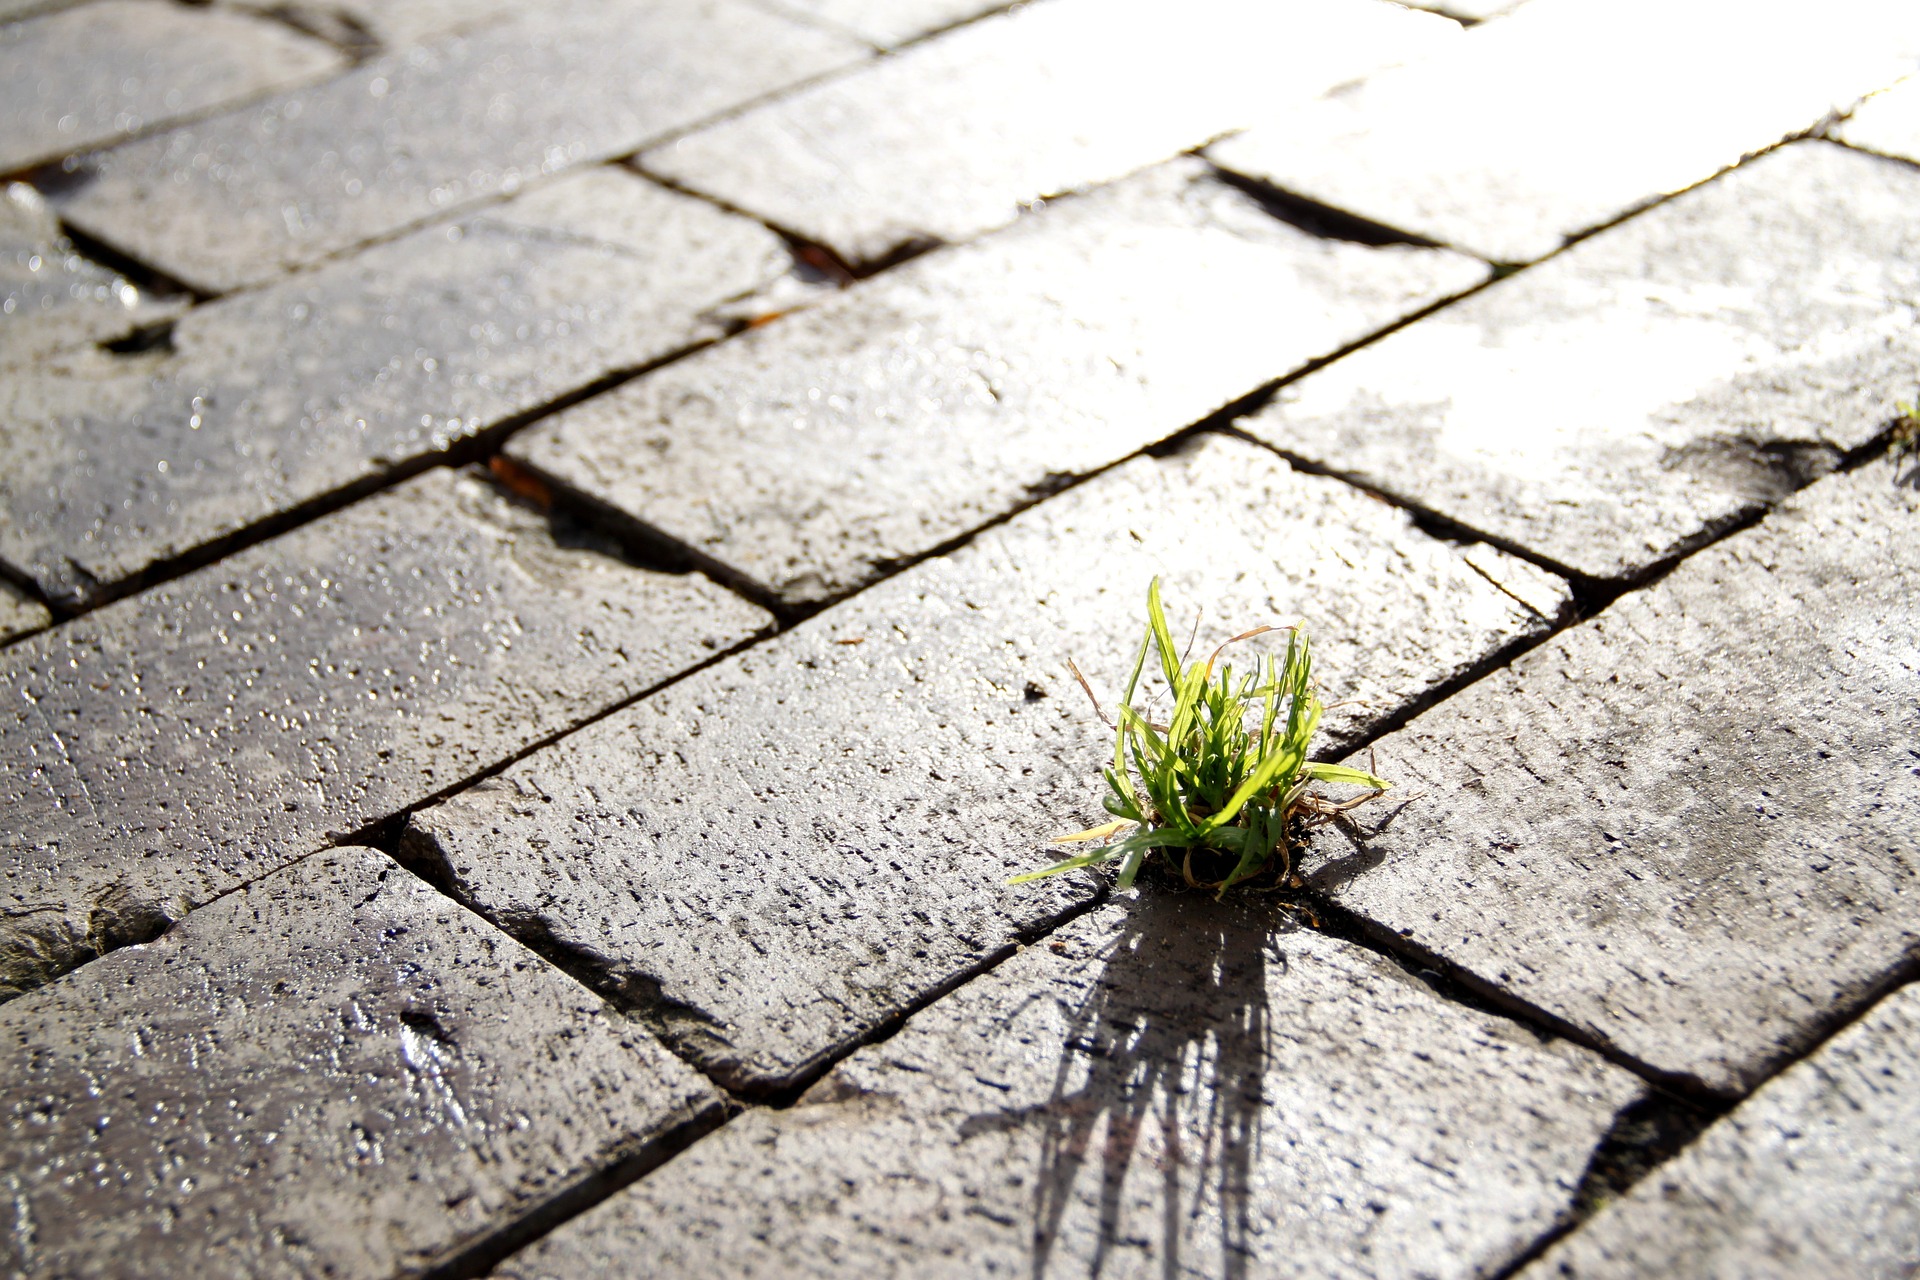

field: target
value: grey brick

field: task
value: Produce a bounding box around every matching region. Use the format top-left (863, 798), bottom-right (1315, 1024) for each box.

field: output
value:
top-left (1522, 982), bottom-right (1920, 1280)
top-left (0, 579), bottom-right (48, 644)
top-left (497, 895), bottom-right (1641, 1280)
top-left (406, 433), bottom-right (1567, 1096)
top-left (55, 0), bottom-right (863, 292)
top-left (508, 159), bottom-right (1484, 608)
top-left (1235, 142), bottom-right (1920, 584)
top-left (760, 0), bottom-right (1006, 47)
top-left (1308, 460), bottom-right (1920, 1096)
top-left (0, 0), bottom-right (342, 175)
top-left (3, 166), bottom-right (792, 607)
top-left (1209, 0), bottom-right (1920, 264)
top-left (0, 845), bottom-right (721, 1280)
top-left (1835, 74), bottom-right (1920, 165)
top-left (642, 0), bottom-right (1455, 268)
top-left (0, 180), bottom-right (185, 374)
top-left (0, 466), bottom-right (770, 1002)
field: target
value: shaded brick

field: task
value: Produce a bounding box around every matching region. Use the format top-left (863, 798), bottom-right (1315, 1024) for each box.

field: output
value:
top-left (508, 158), bottom-right (1483, 608)
top-left (643, 0), bottom-right (1455, 267)
top-left (1235, 143), bottom-right (1920, 583)
top-left (3, 166), bottom-right (792, 607)
top-left (1210, 0), bottom-right (1920, 263)
top-left (407, 434), bottom-right (1567, 1096)
top-left (0, 0), bottom-right (342, 175)
top-left (1309, 461), bottom-right (1920, 1096)
top-left (0, 467), bottom-right (769, 1002)
top-left (55, 0), bottom-right (863, 291)
top-left (0, 845), bottom-right (720, 1279)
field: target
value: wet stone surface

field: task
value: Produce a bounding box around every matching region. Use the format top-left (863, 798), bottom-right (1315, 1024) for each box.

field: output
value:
top-left (0, 845), bottom-right (722, 1279)
top-left (0, 0), bottom-right (343, 176)
top-left (1236, 142), bottom-right (1920, 584)
top-left (496, 895), bottom-right (1642, 1280)
top-left (1522, 981), bottom-right (1920, 1280)
top-left (643, 0), bottom-right (1454, 268)
top-left (0, 180), bottom-right (186, 374)
top-left (407, 433), bottom-right (1567, 1096)
top-left (509, 158), bottom-right (1483, 608)
top-left (0, 466), bottom-right (769, 1002)
top-left (3, 166), bottom-right (791, 607)
top-left (1309, 461), bottom-right (1920, 1096)
top-left (0, 579), bottom-right (49, 645)
top-left (54, 0), bottom-right (862, 292)
top-left (1836, 74), bottom-right (1920, 165)
top-left (1209, 0), bottom-right (1920, 264)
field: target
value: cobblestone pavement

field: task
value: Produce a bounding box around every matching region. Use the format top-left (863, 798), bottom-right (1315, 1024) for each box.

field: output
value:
top-left (2, 1), bottom-right (1916, 1276)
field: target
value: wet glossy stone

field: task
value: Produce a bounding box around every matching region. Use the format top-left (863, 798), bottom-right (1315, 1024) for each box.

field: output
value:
top-left (0, 181), bottom-right (185, 374)
top-left (55, 0), bottom-right (862, 292)
top-left (407, 433), bottom-right (1567, 1096)
top-left (0, 466), bottom-right (769, 1002)
top-left (1836, 75), bottom-right (1920, 165)
top-left (0, 845), bottom-right (721, 1279)
top-left (0, 0), bottom-right (342, 176)
top-left (3, 167), bottom-right (791, 607)
top-left (0, 579), bottom-right (48, 644)
top-left (1523, 982), bottom-right (1920, 1280)
top-left (509, 159), bottom-right (1483, 607)
top-left (643, 0), bottom-right (1454, 267)
top-left (1309, 462), bottom-right (1920, 1096)
top-left (497, 895), bottom-right (1641, 1280)
top-left (1235, 142), bottom-right (1920, 584)
top-left (1209, 0), bottom-right (1920, 263)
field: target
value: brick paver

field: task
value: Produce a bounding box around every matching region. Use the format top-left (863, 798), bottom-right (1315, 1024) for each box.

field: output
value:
top-left (1209, 0), bottom-right (1920, 263)
top-left (0, 846), bottom-right (720, 1279)
top-left (498, 895), bottom-right (1641, 1280)
top-left (1236, 142), bottom-right (1919, 584)
top-left (509, 158), bottom-right (1482, 607)
top-left (55, 0), bottom-right (862, 292)
top-left (1309, 460), bottom-right (1919, 1096)
top-left (1522, 981), bottom-right (1920, 1279)
top-left (3, 166), bottom-right (790, 608)
top-left (0, 468), bottom-right (767, 1002)
top-left (0, 0), bottom-right (343, 176)
top-left (644, 0), bottom-right (1455, 269)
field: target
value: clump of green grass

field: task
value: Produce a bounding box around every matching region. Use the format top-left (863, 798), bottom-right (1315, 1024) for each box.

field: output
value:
top-left (1013, 578), bottom-right (1388, 898)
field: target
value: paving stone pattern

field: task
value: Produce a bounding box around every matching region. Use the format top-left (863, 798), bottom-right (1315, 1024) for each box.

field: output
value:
top-left (1836, 74), bottom-right (1920, 164)
top-left (2, 166), bottom-right (791, 607)
top-left (408, 434), bottom-right (1567, 1094)
top-left (0, 0), bottom-right (343, 176)
top-left (644, 0), bottom-right (1455, 268)
top-left (499, 895), bottom-right (1642, 1280)
top-left (1237, 142), bottom-right (1920, 583)
top-left (1209, 0), bottom-right (1920, 264)
top-left (55, 0), bottom-right (862, 292)
top-left (1309, 461), bottom-right (1920, 1096)
top-left (1522, 981), bottom-right (1920, 1280)
top-left (218, 0), bottom-right (524, 52)
top-left (761, 0), bottom-right (1009, 47)
top-left (0, 845), bottom-right (721, 1279)
top-left (0, 467), bottom-right (768, 1002)
top-left (0, 579), bottom-right (49, 645)
top-left (509, 159), bottom-right (1483, 607)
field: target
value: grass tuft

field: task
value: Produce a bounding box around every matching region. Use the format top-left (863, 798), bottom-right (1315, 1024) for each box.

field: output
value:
top-left (1012, 578), bottom-right (1389, 899)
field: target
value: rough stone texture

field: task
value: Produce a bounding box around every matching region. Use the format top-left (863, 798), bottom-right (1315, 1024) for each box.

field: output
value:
top-left (497, 895), bottom-right (1642, 1280)
top-left (1523, 982), bottom-right (1920, 1280)
top-left (0, 467), bottom-right (769, 1003)
top-left (1235, 142), bottom-right (1920, 584)
top-left (509, 159), bottom-right (1484, 607)
top-left (1309, 461), bottom-right (1920, 1097)
top-left (0, 579), bottom-right (48, 644)
top-left (0, 0), bottom-right (342, 176)
top-left (1835, 74), bottom-right (1920, 164)
top-left (643, 0), bottom-right (1455, 268)
top-left (3, 167), bottom-right (792, 607)
top-left (0, 845), bottom-right (721, 1279)
top-left (53, 0), bottom-right (861, 292)
top-left (0, 0), bottom-right (77, 23)
top-left (758, 0), bottom-right (1008, 47)
top-left (1208, 0), bottom-right (1920, 264)
top-left (0, 180), bottom-right (186, 374)
top-left (408, 434), bottom-right (1568, 1095)
top-left (219, 0), bottom-right (522, 52)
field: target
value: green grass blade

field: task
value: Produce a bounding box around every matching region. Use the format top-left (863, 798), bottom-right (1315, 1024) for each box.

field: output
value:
top-left (1304, 763), bottom-right (1391, 789)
